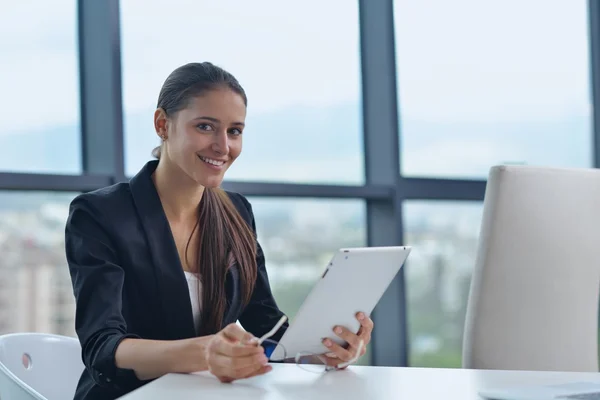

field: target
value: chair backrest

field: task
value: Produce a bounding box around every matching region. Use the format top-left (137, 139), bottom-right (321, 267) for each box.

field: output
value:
top-left (0, 333), bottom-right (84, 400)
top-left (462, 165), bottom-right (600, 372)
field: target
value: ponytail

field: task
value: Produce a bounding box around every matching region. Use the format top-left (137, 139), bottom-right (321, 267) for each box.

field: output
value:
top-left (187, 188), bottom-right (257, 335)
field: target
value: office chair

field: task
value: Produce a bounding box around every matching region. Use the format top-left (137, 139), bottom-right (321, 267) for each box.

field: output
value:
top-left (0, 332), bottom-right (84, 400)
top-left (462, 165), bottom-right (600, 372)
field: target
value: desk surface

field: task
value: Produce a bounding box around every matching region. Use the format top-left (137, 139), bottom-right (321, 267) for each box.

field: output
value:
top-left (119, 363), bottom-right (600, 400)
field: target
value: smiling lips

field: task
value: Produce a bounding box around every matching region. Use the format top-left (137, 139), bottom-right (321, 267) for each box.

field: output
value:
top-left (198, 155), bottom-right (226, 169)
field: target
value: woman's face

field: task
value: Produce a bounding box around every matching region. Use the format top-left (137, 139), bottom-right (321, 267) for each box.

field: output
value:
top-left (155, 87), bottom-right (246, 188)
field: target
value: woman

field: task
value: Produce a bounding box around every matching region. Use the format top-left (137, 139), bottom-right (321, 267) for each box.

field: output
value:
top-left (65, 62), bottom-right (374, 400)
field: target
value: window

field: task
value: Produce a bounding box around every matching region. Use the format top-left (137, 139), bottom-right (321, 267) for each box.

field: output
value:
top-left (0, 191), bottom-right (77, 337)
top-left (0, 2), bottom-right (81, 174)
top-left (120, 0), bottom-right (364, 184)
top-left (248, 198), bottom-right (370, 363)
top-left (403, 201), bottom-right (483, 367)
top-left (394, 0), bottom-right (592, 179)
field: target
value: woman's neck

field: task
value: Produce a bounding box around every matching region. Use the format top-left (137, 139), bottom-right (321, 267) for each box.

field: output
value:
top-left (152, 158), bottom-right (204, 222)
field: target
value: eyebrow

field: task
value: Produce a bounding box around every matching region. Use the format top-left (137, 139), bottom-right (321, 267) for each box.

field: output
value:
top-left (193, 116), bottom-right (245, 127)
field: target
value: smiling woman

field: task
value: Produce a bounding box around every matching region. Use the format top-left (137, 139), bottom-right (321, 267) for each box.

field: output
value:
top-left (65, 62), bottom-right (374, 400)
top-left (151, 63), bottom-right (247, 188)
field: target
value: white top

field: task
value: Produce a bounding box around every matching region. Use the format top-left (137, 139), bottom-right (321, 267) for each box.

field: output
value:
top-left (183, 271), bottom-right (202, 335)
top-left (118, 363), bottom-right (600, 400)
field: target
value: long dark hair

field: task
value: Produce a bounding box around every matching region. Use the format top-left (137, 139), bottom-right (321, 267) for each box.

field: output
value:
top-left (154, 62), bottom-right (256, 335)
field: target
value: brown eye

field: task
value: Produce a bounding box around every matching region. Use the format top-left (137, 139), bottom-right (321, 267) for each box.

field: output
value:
top-left (197, 124), bottom-right (214, 131)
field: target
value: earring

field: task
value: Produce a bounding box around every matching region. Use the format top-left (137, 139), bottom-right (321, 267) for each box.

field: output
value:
top-left (161, 135), bottom-right (167, 141)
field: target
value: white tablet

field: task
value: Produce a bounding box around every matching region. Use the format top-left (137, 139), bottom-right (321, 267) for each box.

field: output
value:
top-left (269, 246), bottom-right (411, 361)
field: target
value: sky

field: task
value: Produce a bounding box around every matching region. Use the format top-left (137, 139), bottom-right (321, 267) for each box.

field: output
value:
top-left (1, 1), bottom-right (79, 134)
top-left (393, 0), bottom-right (591, 122)
top-left (0, 0), bottom-right (594, 181)
top-left (119, 0), bottom-right (362, 117)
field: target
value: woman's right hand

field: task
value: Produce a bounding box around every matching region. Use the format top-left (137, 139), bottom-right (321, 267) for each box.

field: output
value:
top-left (205, 323), bottom-right (272, 383)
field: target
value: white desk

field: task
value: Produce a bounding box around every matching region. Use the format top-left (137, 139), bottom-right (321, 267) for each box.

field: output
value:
top-left (119, 363), bottom-right (600, 400)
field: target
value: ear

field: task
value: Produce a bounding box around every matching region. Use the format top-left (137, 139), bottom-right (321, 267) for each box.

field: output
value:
top-left (154, 108), bottom-right (169, 139)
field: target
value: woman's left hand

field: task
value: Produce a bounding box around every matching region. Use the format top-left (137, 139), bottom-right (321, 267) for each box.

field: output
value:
top-left (320, 312), bottom-right (373, 369)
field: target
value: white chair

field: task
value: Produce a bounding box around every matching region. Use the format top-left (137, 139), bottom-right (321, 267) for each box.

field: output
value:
top-left (0, 333), bottom-right (84, 400)
top-left (462, 165), bottom-right (600, 372)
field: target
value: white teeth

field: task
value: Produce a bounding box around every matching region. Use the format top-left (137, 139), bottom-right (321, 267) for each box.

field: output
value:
top-left (199, 156), bottom-right (225, 166)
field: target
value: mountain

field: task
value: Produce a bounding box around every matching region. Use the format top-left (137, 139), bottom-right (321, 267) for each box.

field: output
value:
top-left (0, 124), bottom-right (80, 174)
top-left (401, 115), bottom-right (591, 178)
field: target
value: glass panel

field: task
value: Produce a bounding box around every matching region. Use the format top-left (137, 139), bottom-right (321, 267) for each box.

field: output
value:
top-left (0, 2), bottom-right (81, 174)
top-left (0, 191), bottom-right (77, 336)
top-left (394, 0), bottom-right (592, 179)
top-left (404, 201), bottom-right (483, 367)
top-left (249, 198), bottom-right (370, 364)
top-left (120, 0), bottom-right (364, 184)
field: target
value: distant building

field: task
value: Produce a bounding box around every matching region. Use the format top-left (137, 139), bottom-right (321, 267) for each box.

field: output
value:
top-left (0, 224), bottom-right (76, 337)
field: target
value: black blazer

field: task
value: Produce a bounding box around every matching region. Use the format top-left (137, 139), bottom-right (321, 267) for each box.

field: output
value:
top-left (65, 160), bottom-right (289, 400)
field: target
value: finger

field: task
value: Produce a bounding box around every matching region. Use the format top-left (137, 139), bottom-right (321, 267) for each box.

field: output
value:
top-left (213, 347), bottom-right (269, 367)
top-left (356, 326), bottom-right (371, 345)
top-left (206, 353), bottom-right (234, 383)
top-left (224, 353), bottom-right (270, 380)
top-left (213, 336), bottom-right (265, 358)
top-left (222, 323), bottom-right (257, 343)
top-left (332, 325), bottom-right (361, 349)
top-left (209, 351), bottom-right (269, 378)
top-left (320, 353), bottom-right (352, 370)
top-left (356, 312), bottom-right (374, 333)
top-left (322, 338), bottom-right (353, 362)
top-left (238, 362), bottom-right (272, 380)
top-left (356, 313), bottom-right (373, 343)
top-left (360, 346), bottom-right (367, 357)
top-left (320, 354), bottom-right (342, 368)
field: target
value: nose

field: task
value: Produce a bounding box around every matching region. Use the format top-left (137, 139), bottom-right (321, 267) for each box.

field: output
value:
top-left (211, 130), bottom-right (229, 156)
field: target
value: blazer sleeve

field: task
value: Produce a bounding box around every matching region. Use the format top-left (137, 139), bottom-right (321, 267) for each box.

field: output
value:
top-left (65, 195), bottom-right (142, 391)
top-left (237, 197), bottom-right (289, 343)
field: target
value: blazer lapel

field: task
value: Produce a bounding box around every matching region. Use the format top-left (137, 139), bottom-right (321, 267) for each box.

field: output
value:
top-left (129, 161), bottom-right (197, 340)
